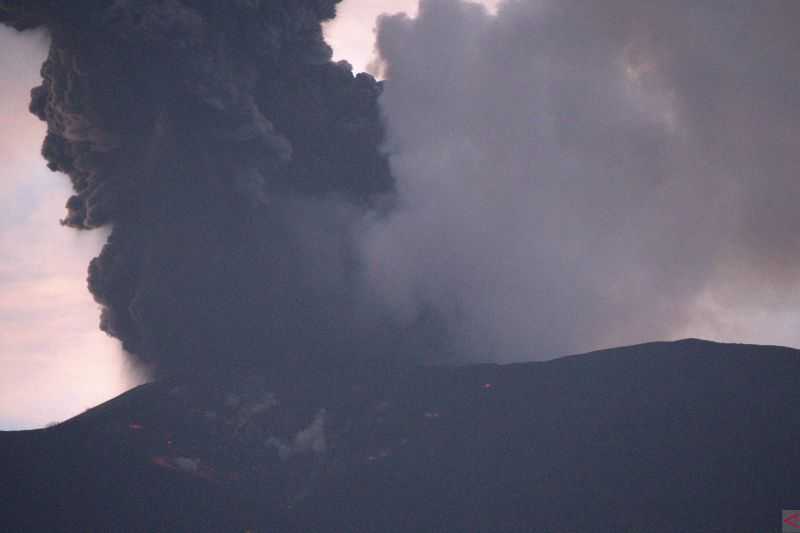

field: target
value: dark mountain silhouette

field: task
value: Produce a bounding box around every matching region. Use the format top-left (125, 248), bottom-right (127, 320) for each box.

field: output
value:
top-left (2, 339), bottom-right (799, 532)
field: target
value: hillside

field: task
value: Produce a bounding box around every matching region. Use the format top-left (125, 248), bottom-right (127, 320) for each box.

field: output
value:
top-left (1, 339), bottom-right (799, 532)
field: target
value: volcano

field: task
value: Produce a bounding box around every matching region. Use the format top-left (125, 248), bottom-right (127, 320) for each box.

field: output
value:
top-left (2, 339), bottom-right (799, 532)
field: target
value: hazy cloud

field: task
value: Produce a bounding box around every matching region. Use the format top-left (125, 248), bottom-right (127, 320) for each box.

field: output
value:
top-left (362, 0), bottom-right (800, 360)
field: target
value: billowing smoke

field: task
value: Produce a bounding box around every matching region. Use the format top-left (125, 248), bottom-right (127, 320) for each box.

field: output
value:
top-left (0, 0), bottom-right (440, 376)
top-left (5, 0), bottom-right (800, 376)
top-left (362, 0), bottom-right (800, 360)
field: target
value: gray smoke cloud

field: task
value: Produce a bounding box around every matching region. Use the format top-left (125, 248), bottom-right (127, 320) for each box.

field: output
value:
top-left (361, 0), bottom-right (800, 360)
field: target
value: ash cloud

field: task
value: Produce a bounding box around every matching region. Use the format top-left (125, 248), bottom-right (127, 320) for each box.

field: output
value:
top-left (0, 0), bottom-right (435, 377)
top-left (362, 0), bottom-right (800, 360)
top-left (5, 0), bottom-right (800, 376)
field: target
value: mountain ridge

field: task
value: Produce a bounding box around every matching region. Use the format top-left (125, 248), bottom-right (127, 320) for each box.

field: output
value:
top-left (2, 338), bottom-right (799, 532)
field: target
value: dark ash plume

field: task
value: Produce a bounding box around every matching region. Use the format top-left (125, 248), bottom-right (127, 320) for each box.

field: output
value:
top-left (1, 0), bottom-right (422, 376)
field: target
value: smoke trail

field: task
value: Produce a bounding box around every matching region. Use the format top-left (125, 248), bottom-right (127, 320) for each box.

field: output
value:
top-left (0, 0), bottom-right (431, 376)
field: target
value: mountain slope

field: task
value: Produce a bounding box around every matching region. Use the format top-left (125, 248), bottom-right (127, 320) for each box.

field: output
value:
top-left (2, 339), bottom-right (799, 532)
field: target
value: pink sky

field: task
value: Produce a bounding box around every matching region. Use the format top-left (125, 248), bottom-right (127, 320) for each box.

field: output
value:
top-left (0, 27), bottom-right (144, 429)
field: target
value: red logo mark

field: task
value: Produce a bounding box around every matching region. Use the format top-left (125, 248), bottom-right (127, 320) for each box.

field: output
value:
top-left (784, 513), bottom-right (800, 529)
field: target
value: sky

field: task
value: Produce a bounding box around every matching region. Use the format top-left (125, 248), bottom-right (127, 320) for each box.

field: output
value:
top-left (0, 27), bottom-right (144, 429)
top-left (1, 0), bottom-right (799, 429)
